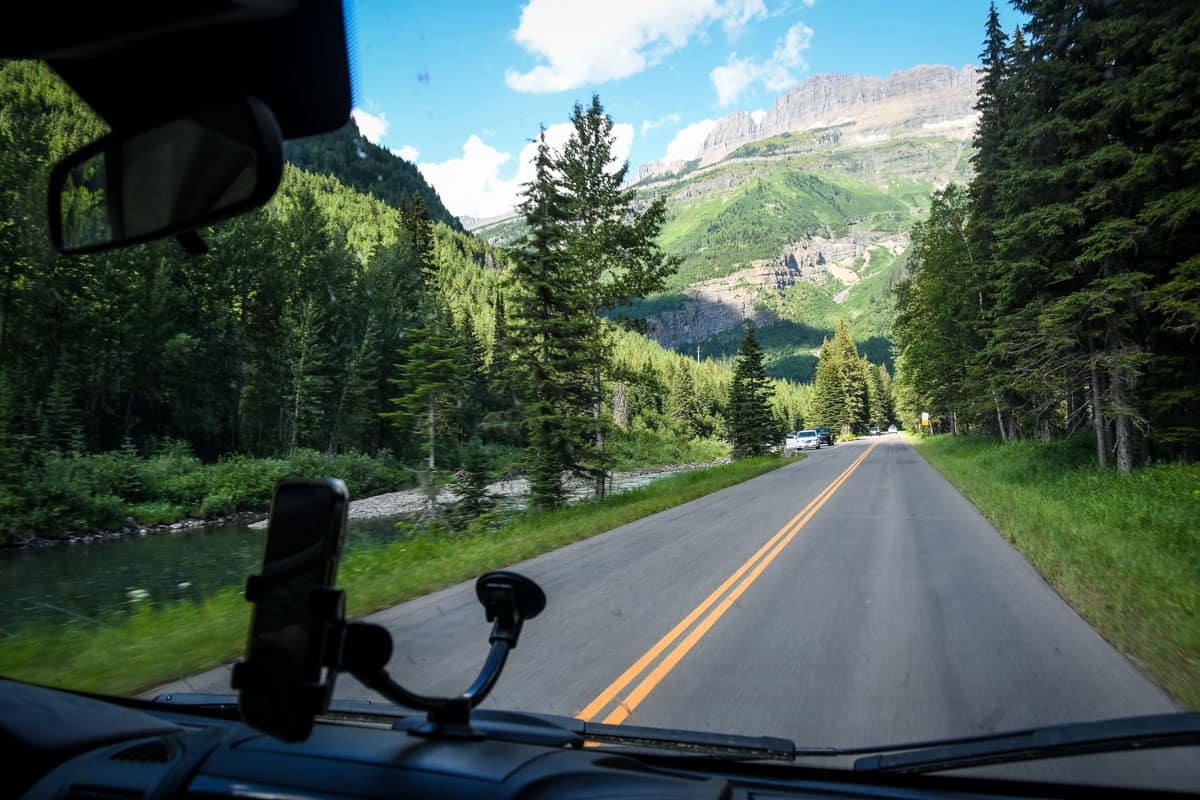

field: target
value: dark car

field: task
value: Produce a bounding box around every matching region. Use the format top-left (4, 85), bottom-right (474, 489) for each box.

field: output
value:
top-left (814, 426), bottom-right (835, 446)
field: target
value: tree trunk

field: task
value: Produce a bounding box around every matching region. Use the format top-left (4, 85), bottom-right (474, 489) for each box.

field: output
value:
top-left (612, 381), bottom-right (628, 429)
top-left (1089, 352), bottom-right (1107, 468)
top-left (993, 392), bottom-right (1007, 443)
top-left (950, 410), bottom-right (958, 436)
top-left (427, 392), bottom-right (436, 470)
top-left (593, 366), bottom-right (605, 499)
top-left (1111, 367), bottom-right (1132, 474)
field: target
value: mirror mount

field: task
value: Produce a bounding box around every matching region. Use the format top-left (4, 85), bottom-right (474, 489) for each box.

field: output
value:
top-left (337, 572), bottom-right (547, 739)
top-left (234, 571), bottom-right (547, 742)
top-left (48, 95), bottom-right (283, 255)
top-left (176, 230), bottom-right (209, 256)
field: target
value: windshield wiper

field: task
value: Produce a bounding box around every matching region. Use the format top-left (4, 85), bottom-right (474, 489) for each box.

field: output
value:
top-left (151, 694), bottom-right (1199, 772)
top-left (851, 713), bottom-right (1200, 774)
top-left (151, 694), bottom-right (795, 760)
top-left (552, 716), bottom-right (797, 761)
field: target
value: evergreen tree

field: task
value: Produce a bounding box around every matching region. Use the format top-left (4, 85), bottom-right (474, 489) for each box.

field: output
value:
top-left (387, 315), bottom-right (465, 470)
top-left (284, 298), bottom-right (330, 451)
top-left (727, 320), bottom-right (776, 458)
top-left (507, 131), bottom-right (599, 508)
top-left (829, 320), bottom-right (870, 434)
top-left (874, 364), bottom-right (896, 427)
top-left (453, 436), bottom-right (494, 520)
top-left (558, 95), bottom-right (680, 495)
top-left (811, 339), bottom-right (847, 432)
top-left (665, 361), bottom-right (699, 438)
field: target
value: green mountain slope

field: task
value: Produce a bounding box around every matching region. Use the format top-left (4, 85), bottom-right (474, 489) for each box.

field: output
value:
top-left (646, 128), bottom-right (968, 289)
top-left (619, 126), bottom-right (969, 379)
top-left (477, 121), bottom-right (972, 383)
top-left (285, 119), bottom-right (461, 229)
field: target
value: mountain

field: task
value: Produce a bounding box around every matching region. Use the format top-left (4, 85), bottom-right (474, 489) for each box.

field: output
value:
top-left (478, 63), bottom-right (979, 382)
top-left (284, 119), bottom-right (461, 229)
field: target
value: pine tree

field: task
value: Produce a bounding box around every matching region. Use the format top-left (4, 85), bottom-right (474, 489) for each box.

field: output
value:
top-left (727, 320), bottom-right (776, 458)
top-left (285, 298), bottom-right (330, 452)
top-left (811, 338), bottom-right (847, 432)
top-left (665, 361), bottom-right (698, 438)
top-left (968, 2), bottom-right (1010, 252)
top-left (453, 436), bottom-right (494, 520)
top-left (507, 131), bottom-right (599, 508)
top-left (558, 95), bottom-right (680, 496)
top-left (829, 320), bottom-right (869, 434)
top-left (875, 364), bottom-right (896, 427)
top-left (403, 190), bottom-right (438, 291)
top-left (387, 314), bottom-right (465, 470)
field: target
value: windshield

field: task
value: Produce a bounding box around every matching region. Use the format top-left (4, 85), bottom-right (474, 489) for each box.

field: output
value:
top-left (2, 0), bottom-right (1198, 793)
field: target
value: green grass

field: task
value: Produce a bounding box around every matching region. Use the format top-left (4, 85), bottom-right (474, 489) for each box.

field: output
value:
top-left (0, 455), bottom-right (786, 696)
top-left (606, 429), bottom-right (730, 469)
top-left (908, 433), bottom-right (1200, 709)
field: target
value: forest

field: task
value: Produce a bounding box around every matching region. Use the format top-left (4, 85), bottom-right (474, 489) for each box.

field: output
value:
top-left (0, 62), bottom-right (839, 541)
top-left (893, 0), bottom-right (1200, 471)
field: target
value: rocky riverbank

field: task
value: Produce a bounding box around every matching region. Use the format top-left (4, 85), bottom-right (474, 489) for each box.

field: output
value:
top-left (4, 510), bottom-right (268, 551)
top-left (248, 461), bottom-right (725, 528)
top-left (4, 462), bottom-right (725, 548)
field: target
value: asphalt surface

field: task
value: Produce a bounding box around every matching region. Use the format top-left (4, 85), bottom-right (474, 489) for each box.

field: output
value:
top-left (154, 436), bottom-right (1200, 790)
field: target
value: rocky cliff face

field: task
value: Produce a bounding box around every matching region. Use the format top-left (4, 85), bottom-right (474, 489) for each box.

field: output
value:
top-left (646, 233), bottom-right (907, 348)
top-left (632, 158), bottom-right (688, 184)
top-left (696, 64), bottom-right (979, 166)
top-left (699, 110), bottom-right (759, 165)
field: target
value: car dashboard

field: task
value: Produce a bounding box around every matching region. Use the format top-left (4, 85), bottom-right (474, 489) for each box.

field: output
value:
top-left (8, 679), bottom-right (1184, 800)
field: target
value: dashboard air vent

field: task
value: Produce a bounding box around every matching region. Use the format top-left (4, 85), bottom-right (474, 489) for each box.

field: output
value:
top-left (64, 786), bottom-right (142, 800)
top-left (110, 739), bottom-right (170, 763)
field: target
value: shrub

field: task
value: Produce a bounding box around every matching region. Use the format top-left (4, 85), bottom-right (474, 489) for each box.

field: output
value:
top-left (198, 492), bottom-right (236, 516)
top-left (127, 501), bottom-right (185, 526)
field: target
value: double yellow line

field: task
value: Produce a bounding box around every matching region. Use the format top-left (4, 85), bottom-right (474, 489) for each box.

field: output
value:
top-left (575, 441), bottom-right (878, 726)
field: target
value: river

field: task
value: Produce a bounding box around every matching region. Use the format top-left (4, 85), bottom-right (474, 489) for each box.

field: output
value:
top-left (0, 469), bottom-right (696, 635)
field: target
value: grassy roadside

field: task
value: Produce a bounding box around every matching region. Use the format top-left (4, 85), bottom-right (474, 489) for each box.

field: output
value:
top-left (907, 433), bottom-right (1199, 709)
top-left (1, 455), bottom-right (787, 696)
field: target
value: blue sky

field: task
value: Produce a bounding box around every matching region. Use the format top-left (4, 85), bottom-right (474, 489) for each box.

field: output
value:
top-left (345, 0), bottom-right (1023, 219)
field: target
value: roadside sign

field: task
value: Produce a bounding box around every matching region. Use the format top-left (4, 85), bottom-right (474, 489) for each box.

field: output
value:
top-left (921, 412), bottom-right (930, 422)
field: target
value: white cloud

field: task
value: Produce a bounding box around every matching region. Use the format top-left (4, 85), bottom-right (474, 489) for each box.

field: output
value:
top-left (750, 108), bottom-right (766, 125)
top-left (506, 0), bottom-right (769, 93)
top-left (710, 21), bottom-right (813, 106)
top-left (641, 113), bottom-right (681, 137)
top-left (397, 145), bottom-right (420, 162)
top-left (418, 122), bottom-right (635, 219)
top-left (417, 136), bottom-right (514, 219)
top-left (665, 119), bottom-right (717, 162)
top-left (350, 107), bottom-right (389, 144)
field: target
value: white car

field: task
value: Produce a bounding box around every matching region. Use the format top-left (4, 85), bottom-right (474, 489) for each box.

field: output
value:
top-left (791, 430), bottom-right (822, 450)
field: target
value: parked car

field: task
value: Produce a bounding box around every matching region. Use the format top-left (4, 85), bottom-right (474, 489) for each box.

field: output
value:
top-left (795, 430), bottom-right (822, 450)
top-left (869, 425), bottom-right (881, 436)
top-left (814, 426), bottom-right (835, 446)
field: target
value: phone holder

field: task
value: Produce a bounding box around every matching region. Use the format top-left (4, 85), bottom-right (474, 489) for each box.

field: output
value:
top-left (233, 570), bottom-right (545, 741)
top-left (336, 571), bottom-right (546, 738)
top-left (231, 576), bottom-right (347, 742)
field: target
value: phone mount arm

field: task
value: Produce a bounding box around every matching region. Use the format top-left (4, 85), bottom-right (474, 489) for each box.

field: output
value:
top-left (332, 571), bottom-right (546, 738)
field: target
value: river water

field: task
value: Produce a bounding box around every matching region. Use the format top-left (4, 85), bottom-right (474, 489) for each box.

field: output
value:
top-left (0, 469), bottom-right (693, 635)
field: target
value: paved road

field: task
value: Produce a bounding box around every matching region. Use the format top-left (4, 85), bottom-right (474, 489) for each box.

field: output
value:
top-left (154, 436), bottom-right (1199, 790)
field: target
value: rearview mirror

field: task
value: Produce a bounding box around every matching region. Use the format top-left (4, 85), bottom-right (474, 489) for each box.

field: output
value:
top-left (49, 96), bottom-right (284, 254)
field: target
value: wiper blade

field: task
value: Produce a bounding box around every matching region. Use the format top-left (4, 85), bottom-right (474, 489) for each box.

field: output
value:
top-left (151, 692), bottom-right (408, 721)
top-left (544, 716), bottom-right (797, 762)
top-left (151, 695), bottom-right (795, 760)
top-left (852, 713), bottom-right (1200, 774)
